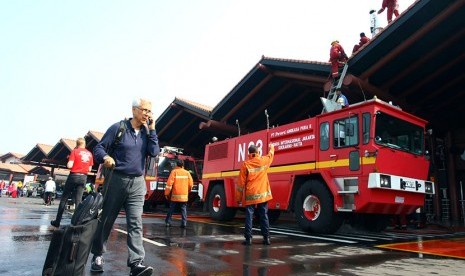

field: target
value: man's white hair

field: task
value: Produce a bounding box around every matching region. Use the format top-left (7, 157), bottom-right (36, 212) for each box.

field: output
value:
top-left (132, 98), bottom-right (142, 107)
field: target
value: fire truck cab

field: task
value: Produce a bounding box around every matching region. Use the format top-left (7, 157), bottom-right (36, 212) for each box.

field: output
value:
top-left (144, 146), bottom-right (202, 209)
top-left (200, 98), bottom-right (434, 233)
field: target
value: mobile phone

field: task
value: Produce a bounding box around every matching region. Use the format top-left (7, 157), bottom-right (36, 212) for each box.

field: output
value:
top-left (148, 118), bottom-right (153, 125)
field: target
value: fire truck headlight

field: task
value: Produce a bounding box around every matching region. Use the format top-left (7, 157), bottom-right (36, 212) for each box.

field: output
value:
top-left (425, 181), bottom-right (433, 194)
top-left (380, 174), bottom-right (391, 188)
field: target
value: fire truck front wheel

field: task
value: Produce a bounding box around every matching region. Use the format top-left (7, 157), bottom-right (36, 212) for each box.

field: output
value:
top-left (294, 181), bottom-right (342, 234)
top-left (208, 185), bottom-right (237, 221)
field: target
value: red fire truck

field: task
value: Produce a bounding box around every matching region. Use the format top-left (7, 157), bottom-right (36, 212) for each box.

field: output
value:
top-left (96, 146), bottom-right (202, 210)
top-left (200, 98), bottom-right (435, 233)
top-left (144, 146), bottom-right (202, 209)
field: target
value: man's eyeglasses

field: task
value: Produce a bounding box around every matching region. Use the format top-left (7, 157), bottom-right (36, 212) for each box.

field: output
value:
top-left (135, 106), bottom-right (152, 115)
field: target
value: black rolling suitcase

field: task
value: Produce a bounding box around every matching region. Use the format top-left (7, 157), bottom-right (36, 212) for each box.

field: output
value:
top-left (43, 192), bottom-right (103, 276)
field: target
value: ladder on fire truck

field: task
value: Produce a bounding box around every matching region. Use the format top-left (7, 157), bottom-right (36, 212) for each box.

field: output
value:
top-left (321, 63), bottom-right (349, 113)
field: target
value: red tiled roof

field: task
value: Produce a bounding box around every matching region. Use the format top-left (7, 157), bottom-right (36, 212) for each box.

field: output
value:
top-left (261, 56), bottom-right (329, 66)
top-left (175, 97), bottom-right (213, 113)
top-left (0, 163), bottom-right (28, 173)
top-left (87, 131), bottom-right (104, 141)
top-left (61, 138), bottom-right (77, 151)
top-left (37, 144), bottom-right (54, 155)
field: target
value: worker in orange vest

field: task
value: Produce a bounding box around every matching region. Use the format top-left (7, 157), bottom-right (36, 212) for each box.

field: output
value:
top-left (164, 159), bottom-right (193, 228)
top-left (236, 143), bottom-right (275, 246)
top-left (378, 0), bottom-right (399, 23)
top-left (329, 40), bottom-right (348, 78)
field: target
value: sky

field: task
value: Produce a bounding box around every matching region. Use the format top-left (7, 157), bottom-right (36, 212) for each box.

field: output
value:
top-left (0, 0), bottom-right (416, 155)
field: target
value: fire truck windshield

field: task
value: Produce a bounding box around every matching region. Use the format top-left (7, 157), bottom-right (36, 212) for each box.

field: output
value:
top-left (157, 157), bottom-right (199, 180)
top-left (374, 112), bottom-right (424, 155)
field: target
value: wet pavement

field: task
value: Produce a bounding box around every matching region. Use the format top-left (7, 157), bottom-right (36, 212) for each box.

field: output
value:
top-left (1, 196), bottom-right (465, 275)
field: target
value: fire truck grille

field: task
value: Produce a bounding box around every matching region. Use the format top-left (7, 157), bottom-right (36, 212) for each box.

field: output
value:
top-left (208, 142), bottom-right (228, 160)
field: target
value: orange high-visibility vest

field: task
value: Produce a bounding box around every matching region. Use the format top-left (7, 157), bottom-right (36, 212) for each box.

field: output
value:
top-left (236, 147), bottom-right (274, 205)
top-left (165, 166), bottom-right (193, 202)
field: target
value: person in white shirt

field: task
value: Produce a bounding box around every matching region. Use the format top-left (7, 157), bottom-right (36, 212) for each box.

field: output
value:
top-left (370, 9), bottom-right (383, 37)
top-left (44, 177), bottom-right (56, 206)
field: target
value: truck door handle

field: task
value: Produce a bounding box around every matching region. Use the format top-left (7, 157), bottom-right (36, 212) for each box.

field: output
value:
top-left (330, 154), bottom-right (337, 158)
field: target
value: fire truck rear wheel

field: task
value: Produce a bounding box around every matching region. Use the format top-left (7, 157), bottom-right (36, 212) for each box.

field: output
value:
top-left (208, 185), bottom-right (236, 221)
top-left (294, 180), bottom-right (342, 233)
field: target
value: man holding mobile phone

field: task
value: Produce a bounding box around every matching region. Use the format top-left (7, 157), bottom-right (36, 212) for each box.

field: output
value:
top-left (91, 98), bottom-right (160, 276)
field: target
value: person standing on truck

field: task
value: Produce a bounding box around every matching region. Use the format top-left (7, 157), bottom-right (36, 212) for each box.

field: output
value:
top-left (236, 143), bottom-right (275, 246)
top-left (329, 40), bottom-right (348, 78)
top-left (164, 159), bottom-right (193, 228)
top-left (51, 137), bottom-right (93, 228)
top-left (90, 98), bottom-right (160, 276)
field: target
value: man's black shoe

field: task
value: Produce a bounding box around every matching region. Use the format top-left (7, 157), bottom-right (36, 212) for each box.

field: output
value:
top-left (263, 236), bottom-right (271, 245)
top-left (90, 255), bottom-right (104, 273)
top-left (242, 238), bottom-right (252, 245)
top-left (50, 220), bottom-right (60, 228)
top-left (180, 224), bottom-right (186, 228)
top-left (130, 263), bottom-right (153, 276)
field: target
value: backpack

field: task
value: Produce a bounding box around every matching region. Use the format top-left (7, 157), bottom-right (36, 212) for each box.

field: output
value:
top-left (71, 193), bottom-right (104, 226)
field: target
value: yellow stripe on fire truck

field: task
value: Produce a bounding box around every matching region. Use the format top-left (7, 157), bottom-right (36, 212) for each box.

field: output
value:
top-left (202, 157), bottom-right (377, 180)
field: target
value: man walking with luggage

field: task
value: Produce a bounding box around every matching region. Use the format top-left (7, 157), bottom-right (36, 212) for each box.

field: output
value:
top-left (91, 98), bottom-right (160, 276)
top-left (236, 143), bottom-right (275, 246)
top-left (164, 159), bottom-right (193, 228)
top-left (51, 137), bottom-right (93, 227)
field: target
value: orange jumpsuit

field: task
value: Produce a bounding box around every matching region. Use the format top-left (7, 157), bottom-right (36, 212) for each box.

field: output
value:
top-left (379, 0), bottom-right (399, 23)
top-left (352, 36), bottom-right (371, 53)
top-left (329, 43), bottom-right (348, 78)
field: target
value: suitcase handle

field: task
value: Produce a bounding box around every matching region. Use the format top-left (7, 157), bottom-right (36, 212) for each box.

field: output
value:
top-left (70, 242), bottom-right (77, 261)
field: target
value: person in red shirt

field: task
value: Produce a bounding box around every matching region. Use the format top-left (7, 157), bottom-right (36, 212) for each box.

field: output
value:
top-left (352, 32), bottom-right (371, 54)
top-left (51, 137), bottom-right (93, 227)
top-left (378, 0), bottom-right (399, 23)
top-left (329, 40), bottom-right (348, 78)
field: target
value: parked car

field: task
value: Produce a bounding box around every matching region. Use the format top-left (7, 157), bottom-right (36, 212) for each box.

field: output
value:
top-left (26, 182), bottom-right (44, 198)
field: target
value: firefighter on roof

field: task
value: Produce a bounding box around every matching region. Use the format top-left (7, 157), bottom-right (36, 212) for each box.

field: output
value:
top-left (329, 40), bottom-right (348, 78)
top-left (236, 143), bottom-right (275, 246)
top-left (352, 32), bottom-right (371, 54)
top-left (378, 0), bottom-right (399, 23)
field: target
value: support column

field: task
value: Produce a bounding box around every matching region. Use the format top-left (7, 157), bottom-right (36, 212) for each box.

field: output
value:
top-left (446, 131), bottom-right (460, 224)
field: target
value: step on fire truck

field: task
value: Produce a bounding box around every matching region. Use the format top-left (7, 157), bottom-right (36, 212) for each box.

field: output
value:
top-left (199, 97), bottom-right (435, 233)
top-left (96, 146), bottom-right (202, 210)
